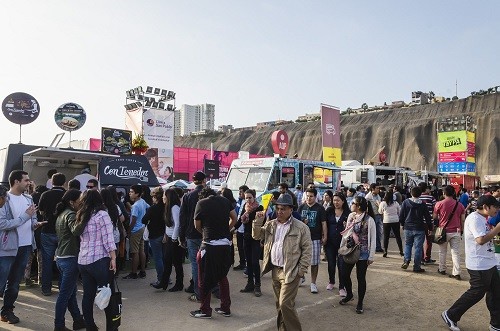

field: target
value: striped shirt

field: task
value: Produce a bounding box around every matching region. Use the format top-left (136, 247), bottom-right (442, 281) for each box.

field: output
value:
top-left (420, 194), bottom-right (436, 215)
top-left (78, 210), bottom-right (116, 265)
top-left (271, 216), bottom-right (292, 267)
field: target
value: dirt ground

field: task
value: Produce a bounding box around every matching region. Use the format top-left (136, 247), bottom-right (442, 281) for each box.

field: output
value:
top-left (0, 239), bottom-right (494, 331)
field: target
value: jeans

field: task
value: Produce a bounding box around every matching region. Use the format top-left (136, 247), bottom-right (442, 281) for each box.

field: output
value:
top-left (55, 257), bottom-right (81, 328)
top-left (403, 230), bottom-right (426, 270)
top-left (438, 232), bottom-right (462, 276)
top-left (197, 249), bottom-right (231, 315)
top-left (78, 257), bottom-right (111, 329)
top-left (324, 242), bottom-right (344, 288)
top-left (236, 232), bottom-right (246, 266)
top-left (374, 215), bottom-right (383, 251)
top-left (149, 236), bottom-right (165, 282)
top-left (41, 233), bottom-right (58, 293)
top-left (244, 237), bottom-right (262, 286)
top-left (187, 238), bottom-right (202, 298)
top-left (1, 245), bottom-right (32, 314)
top-left (447, 266), bottom-right (500, 328)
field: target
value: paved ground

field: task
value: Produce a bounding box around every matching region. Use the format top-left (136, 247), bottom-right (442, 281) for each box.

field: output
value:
top-left (0, 240), bottom-right (494, 331)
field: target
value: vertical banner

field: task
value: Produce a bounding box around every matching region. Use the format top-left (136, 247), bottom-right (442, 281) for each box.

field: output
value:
top-left (320, 104), bottom-right (342, 165)
top-left (142, 109), bottom-right (174, 181)
top-left (204, 159), bottom-right (220, 181)
top-left (125, 107), bottom-right (144, 136)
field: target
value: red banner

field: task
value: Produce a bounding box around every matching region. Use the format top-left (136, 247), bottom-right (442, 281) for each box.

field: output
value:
top-left (438, 152), bottom-right (466, 162)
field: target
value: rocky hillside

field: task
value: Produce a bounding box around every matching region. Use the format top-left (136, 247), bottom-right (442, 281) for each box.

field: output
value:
top-left (175, 94), bottom-right (500, 175)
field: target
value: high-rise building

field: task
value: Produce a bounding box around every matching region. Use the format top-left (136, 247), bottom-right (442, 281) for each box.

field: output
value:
top-left (175, 103), bottom-right (215, 136)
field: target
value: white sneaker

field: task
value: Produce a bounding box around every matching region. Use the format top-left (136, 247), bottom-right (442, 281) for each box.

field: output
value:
top-left (310, 283), bottom-right (318, 294)
top-left (441, 310), bottom-right (460, 331)
top-left (326, 283), bottom-right (334, 291)
top-left (339, 288), bottom-right (347, 297)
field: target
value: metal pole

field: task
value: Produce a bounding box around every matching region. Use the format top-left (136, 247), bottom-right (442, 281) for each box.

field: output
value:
top-left (19, 124), bottom-right (22, 144)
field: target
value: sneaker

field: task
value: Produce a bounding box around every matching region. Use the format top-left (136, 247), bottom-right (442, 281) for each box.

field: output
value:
top-left (138, 271), bottom-right (146, 279)
top-left (442, 310), bottom-right (460, 331)
top-left (356, 304), bottom-right (364, 314)
top-left (72, 317), bottom-right (86, 330)
top-left (25, 278), bottom-right (34, 286)
top-left (42, 290), bottom-right (53, 296)
top-left (214, 308), bottom-right (231, 317)
top-left (413, 268), bottom-right (426, 273)
top-left (438, 269), bottom-right (447, 275)
top-left (310, 283), bottom-right (318, 294)
top-left (1, 310), bottom-right (20, 324)
top-left (326, 283), bottom-right (335, 291)
top-left (254, 286), bottom-right (262, 297)
top-left (185, 282), bottom-right (194, 293)
top-left (449, 274), bottom-right (461, 281)
top-left (190, 310), bottom-right (211, 319)
top-left (401, 261), bottom-right (409, 269)
top-left (122, 272), bottom-right (138, 280)
top-left (423, 258), bottom-right (436, 264)
top-left (233, 264), bottom-right (245, 271)
top-left (240, 283), bottom-right (255, 293)
top-left (339, 288), bottom-right (347, 297)
top-left (188, 294), bottom-right (201, 303)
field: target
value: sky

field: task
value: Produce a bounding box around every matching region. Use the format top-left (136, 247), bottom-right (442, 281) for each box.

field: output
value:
top-left (1, 1), bottom-right (499, 147)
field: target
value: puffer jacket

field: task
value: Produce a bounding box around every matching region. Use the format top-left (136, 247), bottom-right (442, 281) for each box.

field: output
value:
top-left (0, 194), bottom-right (38, 256)
top-left (253, 216), bottom-right (312, 284)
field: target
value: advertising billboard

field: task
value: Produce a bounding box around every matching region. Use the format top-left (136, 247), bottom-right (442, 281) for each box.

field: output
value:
top-left (437, 129), bottom-right (476, 175)
top-left (320, 104), bottom-right (342, 165)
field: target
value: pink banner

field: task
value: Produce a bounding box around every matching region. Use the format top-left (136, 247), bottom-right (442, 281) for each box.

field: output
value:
top-left (320, 104), bottom-right (341, 148)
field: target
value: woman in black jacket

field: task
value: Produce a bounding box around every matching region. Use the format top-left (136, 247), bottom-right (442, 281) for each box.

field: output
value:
top-left (142, 187), bottom-right (165, 286)
top-left (325, 192), bottom-right (349, 297)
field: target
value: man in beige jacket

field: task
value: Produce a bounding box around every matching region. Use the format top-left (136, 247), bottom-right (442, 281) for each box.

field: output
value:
top-left (253, 194), bottom-right (312, 331)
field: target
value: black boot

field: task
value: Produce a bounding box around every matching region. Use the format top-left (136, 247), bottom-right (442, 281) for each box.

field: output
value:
top-left (240, 282), bottom-right (254, 293)
top-left (185, 279), bottom-right (194, 293)
top-left (168, 283), bottom-right (184, 292)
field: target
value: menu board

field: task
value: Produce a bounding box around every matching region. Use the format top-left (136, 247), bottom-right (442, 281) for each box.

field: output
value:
top-left (54, 103), bottom-right (86, 131)
top-left (2, 92), bottom-right (40, 125)
top-left (101, 127), bottom-right (132, 155)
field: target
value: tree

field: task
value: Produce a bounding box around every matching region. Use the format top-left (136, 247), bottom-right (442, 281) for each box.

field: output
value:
top-left (361, 103), bottom-right (368, 112)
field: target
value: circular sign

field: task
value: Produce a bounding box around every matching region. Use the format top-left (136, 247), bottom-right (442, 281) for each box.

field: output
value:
top-left (271, 130), bottom-right (289, 157)
top-left (54, 103), bottom-right (86, 131)
top-left (2, 92), bottom-right (40, 125)
top-left (379, 151), bottom-right (387, 163)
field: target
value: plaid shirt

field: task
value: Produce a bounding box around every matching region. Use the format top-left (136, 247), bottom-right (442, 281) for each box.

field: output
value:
top-left (78, 210), bottom-right (116, 265)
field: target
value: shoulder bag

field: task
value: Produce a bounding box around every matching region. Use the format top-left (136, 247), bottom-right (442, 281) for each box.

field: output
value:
top-left (432, 201), bottom-right (459, 244)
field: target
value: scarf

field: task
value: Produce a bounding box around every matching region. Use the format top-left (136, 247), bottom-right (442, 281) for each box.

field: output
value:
top-left (241, 201), bottom-right (259, 224)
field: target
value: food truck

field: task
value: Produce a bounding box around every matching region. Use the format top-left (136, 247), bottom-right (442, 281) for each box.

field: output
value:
top-left (340, 161), bottom-right (408, 188)
top-left (225, 155), bottom-right (341, 200)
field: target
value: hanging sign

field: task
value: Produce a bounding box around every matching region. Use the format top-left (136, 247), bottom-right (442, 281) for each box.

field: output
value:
top-left (54, 103), bottom-right (86, 131)
top-left (2, 92), bottom-right (40, 125)
top-left (271, 130), bottom-right (289, 157)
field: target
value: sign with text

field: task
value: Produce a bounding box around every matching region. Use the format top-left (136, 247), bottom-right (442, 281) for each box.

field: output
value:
top-left (271, 130), bottom-right (289, 157)
top-left (101, 127), bottom-right (132, 155)
top-left (320, 104), bottom-right (342, 165)
top-left (143, 109), bottom-right (174, 181)
top-left (54, 103), bottom-right (86, 131)
top-left (2, 92), bottom-right (40, 125)
top-left (99, 155), bottom-right (159, 186)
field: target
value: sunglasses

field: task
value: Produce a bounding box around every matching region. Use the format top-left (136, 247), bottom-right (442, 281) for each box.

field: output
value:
top-left (86, 185), bottom-right (95, 189)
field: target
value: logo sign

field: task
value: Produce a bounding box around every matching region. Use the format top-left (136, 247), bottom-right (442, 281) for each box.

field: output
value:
top-left (271, 130), bottom-right (289, 157)
top-left (320, 104), bottom-right (342, 165)
top-left (99, 156), bottom-right (159, 186)
top-left (101, 127), bottom-right (132, 155)
top-left (204, 159), bottom-right (220, 179)
top-left (2, 92), bottom-right (40, 125)
top-left (54, 103), bottom-right (86, 131)
top-left (379, 151), bottom-right (387, 163)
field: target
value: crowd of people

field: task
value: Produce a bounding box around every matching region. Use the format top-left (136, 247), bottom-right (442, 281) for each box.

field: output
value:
top-left (0, 167), bottom-right (499, 331)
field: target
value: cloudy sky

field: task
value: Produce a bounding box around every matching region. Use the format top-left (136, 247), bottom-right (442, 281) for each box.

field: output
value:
top-left (1, 1), bottom-right (499, 146)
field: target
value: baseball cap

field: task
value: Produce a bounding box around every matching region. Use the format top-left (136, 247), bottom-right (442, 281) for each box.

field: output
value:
top-left (274, 193), bottom-right (294, 207)
top-left (476, 195), bottom-right (500, 208)
top-left (192, 171), bottom-right (206, 182)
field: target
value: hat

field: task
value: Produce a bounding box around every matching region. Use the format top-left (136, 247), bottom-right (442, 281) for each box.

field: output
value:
top-left (295, 184), bottom-right (302, 189)
top-left (472, 190), bottom-right (480, 195)
top-left (476, 195), bottom-right (500, 208)
top-left (192, 171), bottom-right (206, 182)
top-left (81, 167), bottom-right (91, 174)
top-left (274, 193), bottom-right (294, 207)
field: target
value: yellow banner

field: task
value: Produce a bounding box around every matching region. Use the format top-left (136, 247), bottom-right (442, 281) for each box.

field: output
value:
top-left (261, 193), bottom-right (273, 212)
top-left (437, 131), bottom-right (467, 153)
top-left (313, 167), bottom-right (333, 184)
top-left (466, 131), bottom-right (475, 143)
top-left (322, 147), bottom-right (342, 166)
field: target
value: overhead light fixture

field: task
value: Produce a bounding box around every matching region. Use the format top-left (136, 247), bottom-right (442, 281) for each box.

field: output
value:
top-left (167, 91), bottom-right (175, 100)
top-left (158, 102), bottom-right (165, 109)
top-left (135, 102), bottom-right (143, 108)
top-left (146, 86), bottom-right (153, 93)
top-left (152, 101), bottom-right (158, 108)
top-left (126, 90), bottom-right (133, 98)
top-left (166, 104), bottom-right (174, 111)
top-left (161, 89), bottom-right (167, 97)
top-left (137, 95), bottom-right (144, 100)
top-left (154, 88), bottom-right (160, 95)
top-left (134, 87), bottom-right (140, 94)
top-left (128, 95), bottom-right (136, 100)
top-left (145, 100), bottom-right (152, 107)
top-left (137, 86), bottom-right (143, 93)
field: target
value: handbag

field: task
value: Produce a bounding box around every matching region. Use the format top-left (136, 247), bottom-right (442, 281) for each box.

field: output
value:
top-left (338, 242), bottom-right (360, 264)
top-left (432, 201), bottom-right (459, 244)
top-left (105, 279), bottom-right (122, 331)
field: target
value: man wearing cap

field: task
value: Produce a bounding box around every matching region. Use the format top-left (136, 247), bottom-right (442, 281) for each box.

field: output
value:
top-left (253, 194), bottom-right (312, 331)
top-left (73, 167), bottom-right (97, 192)
top-left (293, 184), bottom-right (303, 205)
top-left (442, 195), bottom-right (500, 331)
top-left (179, 171), bottom-right (206, 302)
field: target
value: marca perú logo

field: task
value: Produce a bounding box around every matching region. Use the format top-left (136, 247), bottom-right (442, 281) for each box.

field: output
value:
top-left (325, 124), bottom-right (336, 135)
top-left (146, 119), bottom-right (154, 126)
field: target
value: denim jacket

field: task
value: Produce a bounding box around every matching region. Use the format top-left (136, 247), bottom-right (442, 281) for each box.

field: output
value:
top-left (0, 193), bottom-right (38, 257)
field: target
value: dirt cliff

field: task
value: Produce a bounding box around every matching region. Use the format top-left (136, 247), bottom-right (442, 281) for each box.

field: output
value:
top-left (175, 94), bottom-right (500, 175)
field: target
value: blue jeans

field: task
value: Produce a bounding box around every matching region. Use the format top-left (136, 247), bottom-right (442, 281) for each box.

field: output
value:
top-left (187, 238), bottom-right (202, 298)
top-left (41, 233), bottom-right (59, 293)
top-left (149, 236), bottom-right (165, 282)
top-left (404, 230), bottom-right (426, 270)
top-left (78, 258), bottom-right (111, 328)
top-left (374, 214), bottom-right (383, 251)
top-left (55, 257), bottom-right (82, 328)
top-left (1, 245), bottom-right (32, 314)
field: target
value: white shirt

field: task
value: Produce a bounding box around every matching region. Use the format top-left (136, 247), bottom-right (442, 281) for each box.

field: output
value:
top-left (378, 201), bottom-right (400, 223)
top-left (464, 211), bottom-right (497, 270)
top-left (165, 205), bottom-right (180, 240)
top-left (8, 193), bottom-right (33, 246)
top-left (270, 217), bottom-right (292, 267)
top-left (73, 173), bottom-right (98, 191)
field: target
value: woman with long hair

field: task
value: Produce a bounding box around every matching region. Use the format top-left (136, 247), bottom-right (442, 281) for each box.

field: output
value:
top-left (339, 196), bottom-right (376, 314)
top-left (54, 189), bottom-right (85, 331)
top-left (74, 190), bottom-right (116, 331)
top-left (323, 190), bottom-right (334, 209)
top-left (378, 189), bottom-right (403, 257)
top-left (234, 189), bottom-right (264, 297)
top-left (143, 186), bottom-right (167, 286)
top-left (324, 192), bottom-right (349, 296)
top-left (106, 186), bottom-right (128, 273)
top-left (152, 188), bottom-right (185, 291)
top-left (101, 188), bottom-right (125, 248)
